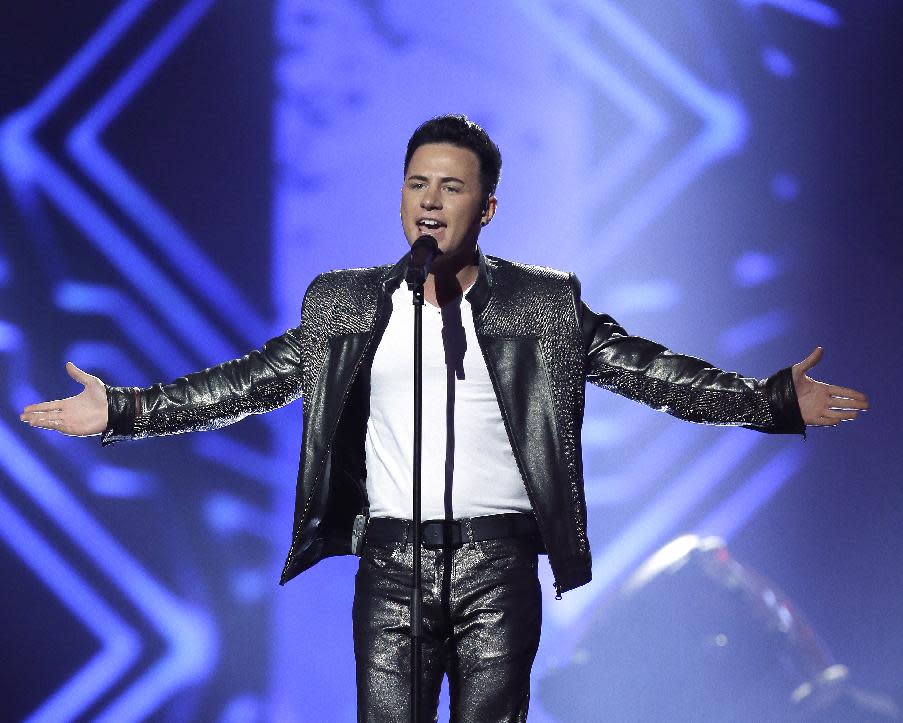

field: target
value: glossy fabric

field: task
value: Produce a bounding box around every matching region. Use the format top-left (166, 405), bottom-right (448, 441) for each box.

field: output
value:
top-left (353, 536), bottom-right (541, 722)
top-left (102, 250), bottom-right (806, 594)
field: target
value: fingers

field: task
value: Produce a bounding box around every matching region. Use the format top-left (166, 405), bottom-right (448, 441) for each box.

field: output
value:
top-left (22, 400), bottom-right (65, 413)
top-left (21, 362), bottom-right (91, 414)
top-left (819, 409), bottom-right (860, 423)
top-left (20, 407), bottom-right (86, 435)
top-left (797, 346), bottom-right (823, 372)
top-left (20, 409), bottom-right (65, 430)
top-left (800, 378), bottom-right (870, 426)
top-left (66, 361), bottom-right (93, 385)
top-left (827, 396), bottom-right (869, 411)
top-left (827, 385), bottom-right (869, 404)
top-left (21, 402), bottom-right (105, 437)
top-left (21, 395), bottom-right (68, 428)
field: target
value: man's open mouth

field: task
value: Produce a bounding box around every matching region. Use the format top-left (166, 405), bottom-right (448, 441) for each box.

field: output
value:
top-left (417, 218), bottom-right (446, 233)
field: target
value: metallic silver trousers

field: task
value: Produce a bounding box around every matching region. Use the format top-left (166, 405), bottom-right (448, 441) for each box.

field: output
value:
top-left (352, 537), bottom-right (542, 722)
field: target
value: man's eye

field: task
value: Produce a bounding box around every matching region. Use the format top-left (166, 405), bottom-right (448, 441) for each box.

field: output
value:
top-left (444, 186), bottom-right (461, 193)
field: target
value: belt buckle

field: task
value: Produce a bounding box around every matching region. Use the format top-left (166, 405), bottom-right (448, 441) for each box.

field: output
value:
top-left (422, 519), bottom-right (462, 549)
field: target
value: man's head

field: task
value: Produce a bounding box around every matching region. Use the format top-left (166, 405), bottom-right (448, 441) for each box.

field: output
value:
top-left (401, 115), bottom-right (501, 268)
top-left (404, 115), bottom-right (502, 210)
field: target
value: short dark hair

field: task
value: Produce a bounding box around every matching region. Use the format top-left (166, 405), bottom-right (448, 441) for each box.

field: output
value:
top-left (404, 114), bottom-right (502, 205)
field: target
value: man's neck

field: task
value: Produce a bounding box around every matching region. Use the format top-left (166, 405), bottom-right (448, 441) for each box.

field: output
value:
top-left (423, 262), bottom-right (478, 308)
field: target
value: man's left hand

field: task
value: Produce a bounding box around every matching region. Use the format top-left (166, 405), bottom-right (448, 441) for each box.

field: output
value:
top-left (792, 347), bottom-right (869, 426)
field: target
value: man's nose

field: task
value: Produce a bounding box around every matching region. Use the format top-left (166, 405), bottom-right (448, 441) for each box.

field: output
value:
top-left (421, 187), bottom-right (442, 209)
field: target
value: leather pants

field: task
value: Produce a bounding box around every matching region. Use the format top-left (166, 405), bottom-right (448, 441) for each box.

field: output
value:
top-left (352, 536), bottom-right (542, 722)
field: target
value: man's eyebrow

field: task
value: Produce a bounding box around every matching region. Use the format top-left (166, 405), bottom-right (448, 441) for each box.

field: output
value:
top-left (405, 174), bottom-right (466, 184)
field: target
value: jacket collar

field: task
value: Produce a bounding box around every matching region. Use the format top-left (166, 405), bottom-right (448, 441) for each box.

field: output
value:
top-left (380, 245), bottom-right (495, 314)
top-left (380, 252), bottom-right (408, 295)
top-left (465, 247), bottom-right (493, 315)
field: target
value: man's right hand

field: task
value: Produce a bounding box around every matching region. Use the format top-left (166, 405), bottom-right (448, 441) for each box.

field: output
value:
top-left (20, 362), bottom-right (109, 436)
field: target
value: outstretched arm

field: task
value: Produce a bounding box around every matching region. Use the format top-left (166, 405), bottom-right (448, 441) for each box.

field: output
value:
top-left (20, 362), bottom-right (108, 436)
top-left (20, 326), bottom-right (306, 444)
top-left (581, 295), bottom-right (869, 433)
top-left (792, 346), bottom-right (869, 426)
top-left (580, 301), bottom-right (804, 433)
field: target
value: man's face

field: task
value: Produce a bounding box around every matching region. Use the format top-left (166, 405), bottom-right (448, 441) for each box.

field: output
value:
top-left (400, 143), bottom-right (496, 267)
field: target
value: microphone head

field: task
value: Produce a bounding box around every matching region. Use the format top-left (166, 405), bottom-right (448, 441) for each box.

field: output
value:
top-left (410, 234), bottom-right (439, 264)
top-left (406, 234), bottom-right (440, 289)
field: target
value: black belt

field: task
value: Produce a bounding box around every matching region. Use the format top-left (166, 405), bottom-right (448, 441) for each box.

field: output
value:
top-left (364, 513), bottom-right (539, 550)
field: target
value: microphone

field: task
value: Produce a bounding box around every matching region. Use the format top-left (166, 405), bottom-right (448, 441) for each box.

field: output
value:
top-left (405, 234), bottom-right (440, 290)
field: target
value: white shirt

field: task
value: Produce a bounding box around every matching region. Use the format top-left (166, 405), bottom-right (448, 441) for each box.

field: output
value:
top-left (364, 284), bottom-right (531, 520)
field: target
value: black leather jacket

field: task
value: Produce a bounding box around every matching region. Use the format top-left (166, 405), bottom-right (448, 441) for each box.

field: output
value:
top-left (103, 250), bottom-right (804, 594)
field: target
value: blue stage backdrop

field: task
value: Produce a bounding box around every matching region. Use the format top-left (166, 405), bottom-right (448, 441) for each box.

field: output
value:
top-left (1, 1), bottom-right (900, 721)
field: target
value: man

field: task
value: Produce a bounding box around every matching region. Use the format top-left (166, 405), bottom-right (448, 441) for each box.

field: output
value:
top-left (21, 115), bottom-right (868, 722)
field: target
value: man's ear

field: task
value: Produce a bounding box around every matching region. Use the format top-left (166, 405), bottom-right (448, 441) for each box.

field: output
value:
top-left (481, 195), bottom-right (497, 226)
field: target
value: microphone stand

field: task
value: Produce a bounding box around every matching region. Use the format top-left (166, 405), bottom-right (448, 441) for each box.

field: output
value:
top-left (410, 277), bottom-right (424, 723)
top-left (405, 236), bottom-right (436, 723)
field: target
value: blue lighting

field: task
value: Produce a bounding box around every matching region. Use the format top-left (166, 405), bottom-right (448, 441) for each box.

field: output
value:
top-left (718, 310), bottom-right (790, 356)
top-left (219, 694), bottom-right (264, 723)
top-left (739, 0), bottom-right (842, 28)
top-left (230, 569), bottom-right (268, 603)
top-left (762, 47), bottom-right (796, 77)
top-left (87, 464), bottom-right (156, 498)
top-left (553, 431), bottom-right (761, 626)
top-left (565, 0), bottom-right (749, 275)
top-left (204, 493), bottom-right (269, 538)
top-left (67, 0), bottom-right (271, 347)
top-left (63, 342), bottom-right (146, 387)
top-left (0, 320), bottom-right (23, 352)
top-left (55, 282), bottom-right (192, 375)
top-left (696, 445), bottom-right (806, 540)
top-left (515, 0), bottom-right (668, 212)
top-left (0, 486), bottom-right (140, 722)
top-left (205, 493), bottom-right (245, 533)
top-left (605, 280), bottom-right (681, 312)
top-left (771, 172), bottom-right (800, 201)
top-left (0, 420), bottom-right (218, 721)
top-left (734, 251), bottom-right (780, 287)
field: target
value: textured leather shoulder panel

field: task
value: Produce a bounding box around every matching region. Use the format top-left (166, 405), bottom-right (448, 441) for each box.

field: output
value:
top-left (476, 256), bottom-right (577, 337)
top-left (298, 264), bottom-right (393, 413)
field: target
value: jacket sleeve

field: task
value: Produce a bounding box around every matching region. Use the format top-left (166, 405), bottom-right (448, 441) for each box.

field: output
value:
top-left (101, 328), bottom-right (305, 445)
top-left (580, 301), bottom-right (805, 435)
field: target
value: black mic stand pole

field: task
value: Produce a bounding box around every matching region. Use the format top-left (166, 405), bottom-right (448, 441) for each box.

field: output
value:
top-left (406, 235), bottom-right (436, 723)
top-left (410, 276), bottom-right (424, 723)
